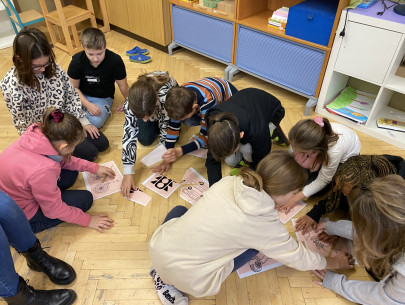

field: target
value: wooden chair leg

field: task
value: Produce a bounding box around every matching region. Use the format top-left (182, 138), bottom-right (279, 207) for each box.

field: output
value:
top-left (60, 25), bottom-right (75, 55)
top-left (56, 25), bottom-right (65, 44)
top-left (72, 25), bottom-right (81, 48)
top-left (45, 19), bottom-right (59, 47)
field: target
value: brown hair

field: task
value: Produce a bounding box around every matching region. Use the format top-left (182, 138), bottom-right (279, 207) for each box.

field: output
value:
top-left (81, 27), bottom-right (106, 50)
top-left (336, 155), bottom-right (397, 190)
top-left (349, 175), bottom-right (405, 279)
top-left (165, 86), bottom-right (196, 120)
top-left (322, 155), bottom-right (397, 215)
top-left (12, 28), bottom-right (57, 90)
top-left (207, 112), bottom-right (240, 161)
top-left (41, 107), bottom-right (85, 146)
top-left (288, 117), bottom-right (339, 169)
top-left (240, 150), bottom-right (308, 196)
top-left (128, 71), bottom-right (172, 118)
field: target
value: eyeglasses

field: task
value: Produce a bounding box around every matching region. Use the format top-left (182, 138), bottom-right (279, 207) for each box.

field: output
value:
top-left (32, 62), bottom-right (51, 71)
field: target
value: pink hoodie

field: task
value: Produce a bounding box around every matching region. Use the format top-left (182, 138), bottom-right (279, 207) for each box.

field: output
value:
top-left (0, 123), bottom-right (98, 227)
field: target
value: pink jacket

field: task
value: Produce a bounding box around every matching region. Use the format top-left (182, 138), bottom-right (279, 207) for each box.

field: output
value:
top-left (0, 123), bottom-right (98, 227)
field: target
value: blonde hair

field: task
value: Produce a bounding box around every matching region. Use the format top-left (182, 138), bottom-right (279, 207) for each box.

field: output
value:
top-left (349, 175), bottom-right (405, 279)
top-left (239, 150), bottom-right (307, 196)
top-left (81, 27), bottom-right (106, 50)
top-left (289, 117), bottom-right (338, 168)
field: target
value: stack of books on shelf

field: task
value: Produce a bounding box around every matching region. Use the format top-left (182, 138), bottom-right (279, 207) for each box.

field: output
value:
top-left (268, 7), bottom-right (289, 30)
top-left (377, 110), bottom-right (405, 133)
top-left (326, 86), bottom-right (376, 124)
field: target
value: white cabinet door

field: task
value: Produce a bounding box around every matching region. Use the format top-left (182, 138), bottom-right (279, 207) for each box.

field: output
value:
top-left (335, 21), bottom-right (401, 85)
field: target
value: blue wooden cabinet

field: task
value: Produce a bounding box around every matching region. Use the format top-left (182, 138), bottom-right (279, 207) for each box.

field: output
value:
top-left (236, 26), bottom-right (325, 96)
top-left (171, 5), bottom-right (234, 63)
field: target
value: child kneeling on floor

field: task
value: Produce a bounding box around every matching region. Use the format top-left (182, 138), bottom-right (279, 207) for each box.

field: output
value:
top-left (148, 151), bottom-right (354, 304)
top-left (0, 108), bottom-right (115, 234)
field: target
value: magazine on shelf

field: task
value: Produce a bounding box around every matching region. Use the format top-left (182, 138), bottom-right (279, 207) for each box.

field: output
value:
top-left (326, 86), bottom-right (376, 124)
top-left (377, 110), bottom-right (405, 133)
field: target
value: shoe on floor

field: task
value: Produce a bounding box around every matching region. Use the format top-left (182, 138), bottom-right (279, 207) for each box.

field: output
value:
top-left (126, 46), bottom-right (149, 56)
top-left (150, 268), bottom-right (188, 305)
top-left (271, 125), bottom-right (290, 146)
top-left (129, 53), bottom-right (152, 64)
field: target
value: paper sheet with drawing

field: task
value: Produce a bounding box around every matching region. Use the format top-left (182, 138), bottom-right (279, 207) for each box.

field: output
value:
top-left (125, 187), bottom-right (152, 206)
top-left (142, 173), bottom-right (180, 199)
top-left (278, 201), bottom-right (306, 224)
top-left (292, 218), bottom-right (351, 258)
top-left (82, 161), bottom-right (123, 200)
top-left (141, 144), bottom-right (167, 167)
top-left (180, 167), bottom-right (209, 204)
top-left (237, 252), bottom-right (282, 279)
top-left (187, 135), bottom-right (208, 158)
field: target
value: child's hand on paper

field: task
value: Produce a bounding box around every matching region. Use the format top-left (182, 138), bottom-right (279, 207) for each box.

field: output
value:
top-left (151, 161), bottom-right (172, 175)
top-left (295, 215), bottom-right (317, 232)
top-left (162, 148), bottom-right (183, 163)
top-left (121, 174), bottom-right (136, 197)
top-left (276, 191), bottom-right (305, 213)
top-left (88, 214), bottom-right (114, 233)
top-left (97, 166), bottom-right (115, 179)
top-left (315, 222), bottom-right (338, 243)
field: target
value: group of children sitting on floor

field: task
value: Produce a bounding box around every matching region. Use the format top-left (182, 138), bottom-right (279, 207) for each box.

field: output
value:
top-left (0, 27), bottom-right (404, 305)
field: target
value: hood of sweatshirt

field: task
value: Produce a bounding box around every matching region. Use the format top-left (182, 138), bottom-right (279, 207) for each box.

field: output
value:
top-left (18, 123), bottom-right (59, 156)
top-left (232, 176), bottom-right (279, 221)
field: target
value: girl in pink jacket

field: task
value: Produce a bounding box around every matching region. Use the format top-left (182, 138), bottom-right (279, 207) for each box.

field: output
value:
top-left (0, 108), bottom-right (115, 233)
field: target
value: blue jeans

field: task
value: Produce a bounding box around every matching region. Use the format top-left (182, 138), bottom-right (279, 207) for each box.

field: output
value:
top-left (138, 119), bottom-right (159, 146)
top-left (0, 191), bottom-right (37, 297)
top-left (29, 190), bottom-right (93, 233)
top-left (83, 94), bottom-right (113, 129)
top-left (162, 206), bottom-right (258, 273)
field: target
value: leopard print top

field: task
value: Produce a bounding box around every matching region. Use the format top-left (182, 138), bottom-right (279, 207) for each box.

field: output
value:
top-left (1, 64), bottom-right (90, 135)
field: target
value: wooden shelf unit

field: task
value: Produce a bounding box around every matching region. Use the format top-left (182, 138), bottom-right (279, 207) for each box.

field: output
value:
top-left (168, 0), bottom-right (349, 114)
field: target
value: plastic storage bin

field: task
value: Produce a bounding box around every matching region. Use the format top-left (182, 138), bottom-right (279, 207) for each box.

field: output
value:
top-left (285, 0), bottom-right (339, 46)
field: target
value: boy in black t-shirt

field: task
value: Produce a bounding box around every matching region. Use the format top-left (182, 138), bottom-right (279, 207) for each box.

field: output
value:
top-left (68, 27), bottom-right (129, 128)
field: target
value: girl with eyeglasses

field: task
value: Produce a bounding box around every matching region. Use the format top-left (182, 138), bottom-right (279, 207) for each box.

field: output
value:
top-left (0, 28), bottom-right (109, 166)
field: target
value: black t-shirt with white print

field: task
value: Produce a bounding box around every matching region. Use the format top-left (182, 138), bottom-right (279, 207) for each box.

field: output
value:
top-left (68, 49), bottom-right (126, 99)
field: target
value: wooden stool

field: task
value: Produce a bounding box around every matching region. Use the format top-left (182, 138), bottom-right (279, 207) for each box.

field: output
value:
top-left (38, 0), bottom-right (99, 55)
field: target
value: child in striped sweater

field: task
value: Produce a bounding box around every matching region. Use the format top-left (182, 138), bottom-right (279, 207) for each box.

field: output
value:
top-left (152, 77), bottom-right (238, 173)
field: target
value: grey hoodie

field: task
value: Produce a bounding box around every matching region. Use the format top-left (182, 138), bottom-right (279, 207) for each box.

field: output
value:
top-left (323, 220), bottom-right (405, 305)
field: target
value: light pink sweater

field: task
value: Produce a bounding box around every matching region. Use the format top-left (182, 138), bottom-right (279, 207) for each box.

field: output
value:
top-left (0, 123), bottom-right (98, 227)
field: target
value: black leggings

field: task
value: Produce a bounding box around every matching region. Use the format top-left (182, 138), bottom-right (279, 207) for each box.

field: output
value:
top-left (73, 131), bottom-right (109, 161)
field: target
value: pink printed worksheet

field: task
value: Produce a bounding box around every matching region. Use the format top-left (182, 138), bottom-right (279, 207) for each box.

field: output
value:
top-left (82, 161), bottom-right (123, 200)
top-left (237, 252), bottom-right (282, 279)
top-left (188, 135), bottom-right (208, 158)
top-left (292, 218), bottom-right (351, 258)
top-left (125, 187), bottom-right (152, 206)
top-left (278, 201), bottom-right (306, 224)
top-left (142, 173), bottom-right (180, 199)
top-left (180, 168), bottom-right (209, 204)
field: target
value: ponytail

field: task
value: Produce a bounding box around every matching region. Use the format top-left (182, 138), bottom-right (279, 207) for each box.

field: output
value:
top-left (240, 151), bottom-right (307, 196)
top-left (41, 107), bottom-right (84, 145)
top-left (289, 117), bottom-right (338, 167)
top-left (207, 112), bottom-right (240, 161)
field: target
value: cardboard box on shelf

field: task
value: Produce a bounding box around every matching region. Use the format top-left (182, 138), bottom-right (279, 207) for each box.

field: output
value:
top-left (217, 0), bottom-right (234, 14)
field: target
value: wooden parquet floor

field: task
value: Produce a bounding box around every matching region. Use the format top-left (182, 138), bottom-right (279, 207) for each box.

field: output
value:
top-left (1, 29), bottom-right (405, 305)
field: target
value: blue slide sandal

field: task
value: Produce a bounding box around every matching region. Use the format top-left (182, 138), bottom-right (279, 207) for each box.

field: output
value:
top-left (126, 46), bottom-right (149, 56)
top-left (129, 53), bottom-right (152, 64)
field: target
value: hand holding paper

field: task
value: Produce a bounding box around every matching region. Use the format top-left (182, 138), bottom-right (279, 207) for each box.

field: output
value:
top-left (141, 144), bottom-right (168, 167)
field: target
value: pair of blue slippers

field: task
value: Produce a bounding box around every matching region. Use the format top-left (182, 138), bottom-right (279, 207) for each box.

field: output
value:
top-left (126, 46), bottom-right (151, 63)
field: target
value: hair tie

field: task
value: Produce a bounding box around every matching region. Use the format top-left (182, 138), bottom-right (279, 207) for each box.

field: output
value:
top-left (360, 185), bottom-right (367, 191)
top-left (50, 110), bottom-right (64, 123)
top-left (214, 119), bottom-right (222, 123)
top-left (313, 116), bottom-right (324, 127)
